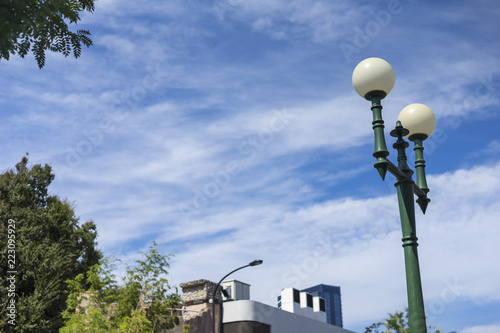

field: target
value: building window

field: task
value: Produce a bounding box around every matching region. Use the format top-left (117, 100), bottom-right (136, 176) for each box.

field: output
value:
top-left (306, 294), bottom-right (313, 308)
top-left (320, 298), bottom-right (326, 312)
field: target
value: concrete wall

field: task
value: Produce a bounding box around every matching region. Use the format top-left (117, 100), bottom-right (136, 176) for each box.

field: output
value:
top-left (180, 279), bottom-right (221, 306)
top-left (180, 279), bottom-right (224, 333)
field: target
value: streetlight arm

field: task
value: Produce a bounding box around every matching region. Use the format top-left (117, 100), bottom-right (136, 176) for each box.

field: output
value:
top-left (379, 146), bottom-right (430, 214)
top-left (212, 263), bottom-right (251, 301)
top-left (384, 157), bottom-right (429, 208)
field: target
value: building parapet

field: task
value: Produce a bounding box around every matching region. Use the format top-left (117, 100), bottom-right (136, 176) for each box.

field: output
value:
top-left (179, 279), bottom-right (221, 306)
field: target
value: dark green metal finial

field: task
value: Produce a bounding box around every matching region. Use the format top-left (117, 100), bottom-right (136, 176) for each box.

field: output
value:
top-left (370, 96), bottom-right (390, 180)
top-left (416, 196), bottom-right (430, 215)
top-left (390, 121), bottom-right (413, 178)
top-left (411, 135), bottom-right (431, 214)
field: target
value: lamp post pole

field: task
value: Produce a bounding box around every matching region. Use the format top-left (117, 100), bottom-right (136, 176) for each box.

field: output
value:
top-left (211, 260), bottom-right (263, 333)
top-left (392, 122), bottom-right (427, 332)
top-left (353, 58), bottom-right (437, 333)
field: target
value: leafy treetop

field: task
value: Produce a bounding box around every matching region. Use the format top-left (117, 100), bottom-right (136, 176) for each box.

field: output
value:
top-left (60, 242), bottom-right (181, 333)
top-left (0, 0), bottom-right (96, 68)
top-left (0, 157), bottom-right (102, 332)
top-left (364, 309), bottom-right (457, 333)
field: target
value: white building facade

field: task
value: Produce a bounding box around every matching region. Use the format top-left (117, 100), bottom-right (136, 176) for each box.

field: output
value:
top-left (223, 299), bottom-right (354, 333)
top-left (179, 279), bottom-right (356, 333)
top-left (221, 281), bottom-right (355, 333)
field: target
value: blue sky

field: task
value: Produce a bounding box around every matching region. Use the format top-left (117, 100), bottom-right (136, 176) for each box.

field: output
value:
top-left (1, 0), bottom-right (500, 332)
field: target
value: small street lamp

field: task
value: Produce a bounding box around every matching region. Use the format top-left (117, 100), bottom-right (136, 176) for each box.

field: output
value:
top-left (352, 57), bottom-right (436, 333)
top-left (212, 259), bottom-right (263, 333)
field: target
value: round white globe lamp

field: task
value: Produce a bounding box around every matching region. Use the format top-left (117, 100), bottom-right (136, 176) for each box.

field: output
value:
top-left (352, 57), bottom-right (395, 100)
top-left (397, 103), bottom-right (436, 140)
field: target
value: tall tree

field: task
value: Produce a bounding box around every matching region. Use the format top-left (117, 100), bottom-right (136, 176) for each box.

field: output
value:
top-left (0, 157), bottom-right (102, 332)
top-left (0, 0), bottom-right (95, 68)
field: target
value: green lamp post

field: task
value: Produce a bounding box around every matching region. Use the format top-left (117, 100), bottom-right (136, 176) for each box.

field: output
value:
top-left (352, 57), bottom-right (436, 333)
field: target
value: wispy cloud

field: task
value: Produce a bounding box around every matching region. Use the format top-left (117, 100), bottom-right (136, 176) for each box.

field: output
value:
top-left (461, 324), bottom-right (500, 333)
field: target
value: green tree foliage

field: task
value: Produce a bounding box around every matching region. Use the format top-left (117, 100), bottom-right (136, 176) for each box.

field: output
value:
top-left (0, 0), bottom-right (96, 68)
top-left (0, 157), bottom-right (102, 332)
top-left (61, 258), bottom-right (120, 333)
top-left (60, 242), bottom-right (181, 332)
top-left (364, 308), bottom-right (456, 333)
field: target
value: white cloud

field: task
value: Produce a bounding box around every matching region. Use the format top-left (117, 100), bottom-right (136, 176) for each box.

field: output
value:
top-left (212, 0), bottom-right (367, 43)
top-left (460, 324), bottom-right (500, 333)
top-left (98, 35), bottom-right (137, 56)
top-left (160, 161), bottom-right (500, 328)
